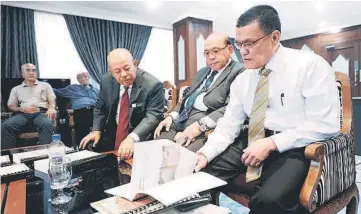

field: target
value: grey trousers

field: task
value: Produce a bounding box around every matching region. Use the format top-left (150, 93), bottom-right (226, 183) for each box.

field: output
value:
top-left (158, 129), bottom-right (205, 152)
top-left (158, 108), bottom-right (208, 152)
top-left (1, 113), bottom-right (54, 149)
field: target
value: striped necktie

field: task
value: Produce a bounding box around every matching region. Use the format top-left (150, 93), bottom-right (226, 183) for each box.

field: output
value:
top-left (245, 67), bottom-right (272, 183)
top-left (177, 70), bottom-right (218, 122)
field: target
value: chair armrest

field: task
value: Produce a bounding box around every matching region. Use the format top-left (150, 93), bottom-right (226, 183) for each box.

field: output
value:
top-left (1, 112), bottom-right (14, 122)
top-left (300, 134), bottom-right (355, 212)
top-left (300, 143), bottom-right (324, 212)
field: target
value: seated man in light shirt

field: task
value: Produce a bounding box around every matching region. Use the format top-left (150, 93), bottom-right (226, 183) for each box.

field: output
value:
top-left (1, 63), bottom-right (57, 149)
top-left (53, 71), bottom-right (99, 146)
top-left (195, 5), bottom-right (340, 214)
top-left (154, 32), bottom-right (244, 152)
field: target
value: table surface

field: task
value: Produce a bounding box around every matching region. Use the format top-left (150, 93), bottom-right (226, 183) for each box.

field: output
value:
top-left (1, 146), bottom-right (133, 214)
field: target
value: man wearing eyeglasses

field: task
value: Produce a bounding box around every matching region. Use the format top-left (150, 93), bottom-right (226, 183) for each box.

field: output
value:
top-left (154, 32), bottom-right (244, 152)
top-left (195, 5), bottom-right (340, 214)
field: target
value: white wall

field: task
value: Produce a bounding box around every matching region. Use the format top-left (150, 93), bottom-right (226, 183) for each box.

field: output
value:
top-left (139, 28), bottom-right (174, 84)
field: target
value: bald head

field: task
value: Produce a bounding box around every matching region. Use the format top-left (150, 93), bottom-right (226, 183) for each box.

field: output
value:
top-left (205, 32), bottom-right (229, 46)
top-left (107, 48), bottom-right (134, 64)
top-left (204, 32), bottom-right (233, 71)
top-left (107, 48), bottom-right (137, 86)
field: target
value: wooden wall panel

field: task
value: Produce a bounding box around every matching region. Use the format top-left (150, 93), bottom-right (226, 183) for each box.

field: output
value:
top-left (281, 25), bottom-right (361, 97)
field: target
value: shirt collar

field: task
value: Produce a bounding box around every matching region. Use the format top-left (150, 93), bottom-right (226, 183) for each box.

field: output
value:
top-left (120, 84), bottom-right (133, 91)
top-left (22, 79), bottom-right (39, 87)
top-left (264, 44), bottom-right (284, 73)
top-left (212, 58), bottom-right (232, 74)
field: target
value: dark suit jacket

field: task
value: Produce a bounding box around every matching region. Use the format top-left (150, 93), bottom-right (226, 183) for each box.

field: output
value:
top-left (92, 68), bottom-right (164, 151)
top-left (175, 60), bottom-right (244, 124)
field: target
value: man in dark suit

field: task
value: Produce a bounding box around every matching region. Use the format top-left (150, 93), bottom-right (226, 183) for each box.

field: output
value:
top-left (80, 48), bottom-right (164, 159)
top-left (154, 33), bottom-right (244, 152)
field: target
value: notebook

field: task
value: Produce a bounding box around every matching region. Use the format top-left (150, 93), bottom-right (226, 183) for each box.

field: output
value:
top-left (91, 194), bottom-right (201, 214)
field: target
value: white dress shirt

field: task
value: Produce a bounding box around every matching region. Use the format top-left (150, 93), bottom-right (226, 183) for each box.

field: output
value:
top-left (116, 85), bottom-right (140, 142)
top-left (198, 45), bottom-right (340, 162)
top-left (170, 59), bottom-right (232, 127)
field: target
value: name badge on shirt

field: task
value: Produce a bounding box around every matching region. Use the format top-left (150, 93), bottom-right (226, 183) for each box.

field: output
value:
top-left (132, 103), bottom-right (143, 108)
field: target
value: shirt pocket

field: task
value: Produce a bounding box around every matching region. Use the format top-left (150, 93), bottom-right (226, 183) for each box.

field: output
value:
top-left (281, 90), bottom-right (304, 113)
top-left (269, 89), bottom-right (304, 114)
top-left (40, 89), bottom-right (47, 101)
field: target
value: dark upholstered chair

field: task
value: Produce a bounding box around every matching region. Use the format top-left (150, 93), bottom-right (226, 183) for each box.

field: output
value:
top-left (216, 72), bottom-right (359, 214)
top-left (1, 111), bottom-right (57, 147)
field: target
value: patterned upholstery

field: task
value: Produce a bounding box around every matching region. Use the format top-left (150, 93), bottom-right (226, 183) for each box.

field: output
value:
top-left (163, 88), bottom-right (173, 113)
top-left (178, 85), bottom-right (191, 102)
top-left (313, 82), bottom-right (355, 207)
top-left (316, 134), bottom-right (355, 207)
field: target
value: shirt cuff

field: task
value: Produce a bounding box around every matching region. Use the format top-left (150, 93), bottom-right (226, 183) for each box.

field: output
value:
top-left (129, 132), bottom-right (140, 143)
top-left (269, 132), bottom-right (294, 153)
top-left (197, 144), bottom-right (219, 163)
top-left (200, 116), bottom-right (217, 129)
top-left (168, 111), bottom-right (179, 120)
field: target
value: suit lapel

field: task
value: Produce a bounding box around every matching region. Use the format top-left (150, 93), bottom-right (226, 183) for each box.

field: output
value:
top-left (129, 70), bottom-right (143, 119)
top-left (109, 78), bottom-right (120, 122)
top-left (188, 69), bottom-right (210, 96)
top-left (206, 60), bottom-right (234, 95)
top-left (181, 69), bottom-right (209, 106)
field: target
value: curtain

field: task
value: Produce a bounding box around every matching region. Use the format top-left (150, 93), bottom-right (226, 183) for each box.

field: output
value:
top-left (63, 15), bottom-right (152, 83)
top-left (1, 5), bottom-right (39, 78)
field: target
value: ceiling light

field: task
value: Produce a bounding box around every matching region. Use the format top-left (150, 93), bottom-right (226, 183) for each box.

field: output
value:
top-left (329, 26), bottom-right (341, 34)
top-left (145, 0), bottom-right (161, 10)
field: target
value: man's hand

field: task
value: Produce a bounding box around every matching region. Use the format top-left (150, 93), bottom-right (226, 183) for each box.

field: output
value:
top-left (118, 136), bottom-right (135, 160)
top-left (241, 138), bottom-right (277, 167)
top-left (45, 108), bottom-right (57, 120)
top-left (20, 105), bottom-right (40, 114)
top-left (195, 153), bottom-right (208, 172)
top-left (80, 131), bottom-right (101, 149)
top-left (154, 115), bottom-right (173, 138)
top-left (174, 122), bottom-right (202, 147)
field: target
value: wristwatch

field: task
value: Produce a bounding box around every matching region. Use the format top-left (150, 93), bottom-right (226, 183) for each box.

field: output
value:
top-left (197, 119), bottom-right (208, 132)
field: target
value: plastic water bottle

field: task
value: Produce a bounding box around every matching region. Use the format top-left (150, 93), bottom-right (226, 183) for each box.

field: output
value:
top-left (48, 134), bottom-right (66, 162)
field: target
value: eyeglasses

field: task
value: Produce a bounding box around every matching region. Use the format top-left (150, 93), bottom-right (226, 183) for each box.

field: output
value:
top-left (203, 45), bottom-right (229, 57)
top-left (234, 32), bottom-right (272, 50)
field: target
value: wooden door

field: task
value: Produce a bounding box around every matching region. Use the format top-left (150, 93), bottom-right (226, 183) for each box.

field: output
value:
top-left (321, 41), bottom-right (361, 97)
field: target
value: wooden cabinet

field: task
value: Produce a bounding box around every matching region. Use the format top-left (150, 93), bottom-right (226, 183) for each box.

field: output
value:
top-left (173, 17), bottom-right (213, 86)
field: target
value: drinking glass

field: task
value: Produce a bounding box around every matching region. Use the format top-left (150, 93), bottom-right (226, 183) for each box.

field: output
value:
top-left (48, 156), bottom-right (72, 204)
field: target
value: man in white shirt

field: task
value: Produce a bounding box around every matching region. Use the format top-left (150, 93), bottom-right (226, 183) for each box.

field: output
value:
top-left (195, 5), bottom-right (340, 214)
top-left (154, 33), bottom-right (244, 152)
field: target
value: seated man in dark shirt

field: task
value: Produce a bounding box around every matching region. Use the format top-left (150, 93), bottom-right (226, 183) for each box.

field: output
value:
top-left (54, 71), bottom-right (99, 146)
